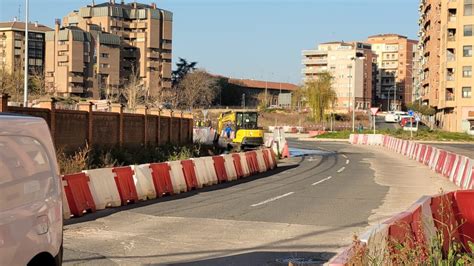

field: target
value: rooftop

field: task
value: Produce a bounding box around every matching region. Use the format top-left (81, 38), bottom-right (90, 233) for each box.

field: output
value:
top-left (227, 78), bottom-right (298, 91)
top-left (0, 21), bottom-right (52, 33)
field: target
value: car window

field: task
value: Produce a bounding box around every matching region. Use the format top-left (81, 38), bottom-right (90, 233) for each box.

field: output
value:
top-left (0, 136), bottom-right (55, 212)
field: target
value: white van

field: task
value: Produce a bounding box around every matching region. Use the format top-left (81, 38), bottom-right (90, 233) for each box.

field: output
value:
top-left (0, 114), bottom-right (63, 265)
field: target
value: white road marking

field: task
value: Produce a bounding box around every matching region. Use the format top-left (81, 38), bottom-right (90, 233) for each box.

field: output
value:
top-left (337, 167), bottom-right (346, 173)
top-left (342, 154), bottom-right (348, 159)
top-left (346, 160), bottom-right (350, 165)
top-left (312, 176), bottom-right (332, 186)
top-left (251, 192), bottom-right (295, 207)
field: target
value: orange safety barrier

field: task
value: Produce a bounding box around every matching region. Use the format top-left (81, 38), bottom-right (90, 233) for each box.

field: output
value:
top-left (62, 173), bottom-right (96, 217)
top-left (112, 166), bottom-right (139, 205)
top-left (430, 192), bottom-right (461, 254)
top-left (454, 190), bottom-right (474, 252)
top-left (149, 163), bottom-right (174, 197)
top-left (262, 149), bottom-right (272, 170)
top-left (435, 150), bottom-right (448, 174)
top-left (232, 153), bottom-right (244, 179)
top-left (245, 151), bottom-right (259, 175)
top-left (181, 160), bottom-right (200, 190)
top-left (212, 156), bottom-right (228, 182)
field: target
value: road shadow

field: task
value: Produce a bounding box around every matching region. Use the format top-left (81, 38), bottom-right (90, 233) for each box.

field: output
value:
top-left (65, 164), bottom-right (300, 226)
top-left (169, 251), bottom-right (336, 266)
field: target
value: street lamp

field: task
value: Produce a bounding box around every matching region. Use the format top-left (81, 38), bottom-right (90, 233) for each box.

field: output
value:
top-left (350, 55), bottom-right (365, 132)
top-left (23, 0), bottom-right (29, 107)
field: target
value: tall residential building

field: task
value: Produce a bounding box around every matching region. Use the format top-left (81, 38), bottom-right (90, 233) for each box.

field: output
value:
top-left (419, 0), bottom-right (474, 132)
top-left (45, 1), bottom-right (172, 99)
top-left (367, 34), bottom-right (418, 111)
top-left (45, 23), bottom-right (121, 97)
top-left (302, 42), bottom-right (375, 113)
top-left (0, 21), bottom-right (51, 75)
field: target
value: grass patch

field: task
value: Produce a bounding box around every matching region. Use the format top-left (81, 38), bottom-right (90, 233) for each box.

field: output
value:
top-left (315, 129), bottom-right (474, 142)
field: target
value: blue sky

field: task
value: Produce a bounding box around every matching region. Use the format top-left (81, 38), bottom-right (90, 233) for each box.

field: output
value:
top-left (0, 0), bottom-right (419, 84)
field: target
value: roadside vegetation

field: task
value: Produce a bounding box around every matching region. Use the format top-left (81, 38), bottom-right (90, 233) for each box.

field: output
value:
top-left (57, 143), bottom-right (217, 175)
top-left (316, 128), bottom-right (474, 142)
top-left (350, 194), bottom-right (474, 265)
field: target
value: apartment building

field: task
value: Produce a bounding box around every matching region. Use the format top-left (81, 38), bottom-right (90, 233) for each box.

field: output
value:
top-left (367, 34), bottom-right (418, 111)
top-left (419, 0), bottom-right (474, 132)
top-left (45, 23), bottom-right (121, 97)
top-left (0, 21), bottom-right (51, 75)
top-left (45, 0), bottom-right (172, 99)
top-left (302, 42), bottom-right (374, 113)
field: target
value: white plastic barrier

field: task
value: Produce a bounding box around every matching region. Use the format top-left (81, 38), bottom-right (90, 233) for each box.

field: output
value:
top-left (255, 150), bottom-right (268, 172)
top-left (83, 168), bottom-right (121, 210)
top-left (239, 153), bottom-right (251, 177)
top-left (192, 157), bottom-right (218, 187)
top-left (61, 181), bottom-right (71, 219)
top-left (168, 161), bottom-right (188, 194)
top-left (461, 159), bottom-right (474, 189)
top-left (131, 164), bottom-right (157, 201)
top-left (222, 154), bottom-right (238, 181)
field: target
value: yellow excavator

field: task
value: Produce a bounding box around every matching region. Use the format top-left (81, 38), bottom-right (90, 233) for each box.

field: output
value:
top-left (217, 111), bottom-right (264, 151)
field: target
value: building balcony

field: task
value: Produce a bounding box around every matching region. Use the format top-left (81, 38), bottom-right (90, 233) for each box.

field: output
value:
top-left (147, 51), bottom-right (160, 59)
top-left (302, 68), bottom-right (327, 74)
top-left (302, 58), bottom-right (328, 65)
top-left (162, 53), bottom-right (172, 60)
top-left (132, 22), bottom-right (147, 29)
top-left (68, 75), bottom-right (83, 83)
top-left (162, 42), bottom-right (172, 50)
top-left (68, 85), bottom-right (84, 94)
top-left (302, 50), bottom-right (327, 56)
top-left (57, 44), bottom-right (69, 51)
top-left (146, 61), bottom-right (160, 68)
top-left (57, 55), bottom-right (68, 62)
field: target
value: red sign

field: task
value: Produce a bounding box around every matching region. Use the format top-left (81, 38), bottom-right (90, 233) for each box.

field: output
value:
top-left (370, 107), bottom-right (379, 116)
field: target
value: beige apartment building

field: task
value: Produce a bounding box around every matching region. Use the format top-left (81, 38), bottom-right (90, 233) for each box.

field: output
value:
top-left (367, 34), bottom-right (418, 111)
top-left (302, 42), bottom-right (375, 113)
top-left (45, 1), bottom-right (172, 99)
top-left (0, 21), bottom-right (51, 75)
top-left (419, 0), bottom-right (474, 132)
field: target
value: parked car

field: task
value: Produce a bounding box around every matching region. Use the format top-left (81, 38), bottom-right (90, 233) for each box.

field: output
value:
top-left (399, 117), bottom-right (415, 127)
top-left (0, 114), bottom-right (63, 265)
top-left (384, 112), bottom-right (398, 123)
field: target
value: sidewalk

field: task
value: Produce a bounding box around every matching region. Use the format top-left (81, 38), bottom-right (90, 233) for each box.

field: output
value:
top-left (359, 145), bottom-right (459, 226)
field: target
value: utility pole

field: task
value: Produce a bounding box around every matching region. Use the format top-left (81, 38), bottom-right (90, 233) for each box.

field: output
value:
top-left (23, 0), bottom-right (29, 107)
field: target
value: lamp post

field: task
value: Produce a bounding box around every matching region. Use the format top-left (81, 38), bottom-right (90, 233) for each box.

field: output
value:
top-left (350, 55), bottom-right (365, 132)
top-left (23, 0), bottom-right (29, 107)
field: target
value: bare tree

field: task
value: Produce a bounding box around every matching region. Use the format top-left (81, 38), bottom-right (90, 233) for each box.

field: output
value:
top-left (178, 69), bottom-right (218, 110)
top-left (121, 68), bottom-right (146, 111)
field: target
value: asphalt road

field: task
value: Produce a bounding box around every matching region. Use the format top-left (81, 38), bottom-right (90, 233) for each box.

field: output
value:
top-left (63, 140), bottom-right (391, 265)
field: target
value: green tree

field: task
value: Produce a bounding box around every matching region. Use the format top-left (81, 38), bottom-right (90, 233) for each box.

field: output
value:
top-left (172, 58), bottom-right (197, 88)
top-left (304, 72), bottom-right (337, 122)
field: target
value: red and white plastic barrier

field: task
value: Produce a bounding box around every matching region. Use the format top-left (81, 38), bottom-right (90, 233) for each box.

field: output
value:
top-left (329, 191), bottom-right (474, 265)
top-left (61, 148), bottom-right (277, 219)
top-left (350, 134), bottom-right (474, 190)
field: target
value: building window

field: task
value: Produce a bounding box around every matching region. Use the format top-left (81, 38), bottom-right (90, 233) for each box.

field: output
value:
top-left (100, 53), bottom-right (109, 58)
top-left (462, 87), bottom-right (472, 98)
top-left (100, 63), bottom-right (109, 68)
top-left (463, 66), bottom-right (472, 77)
top-left (58, 62), bottom-right (68, 67)
top-left (465, 0), bottom-right (473, 16)
top-left (464, 45), bottom-right (473, 57)
top-left (464, 25), bottom-right (473, 36)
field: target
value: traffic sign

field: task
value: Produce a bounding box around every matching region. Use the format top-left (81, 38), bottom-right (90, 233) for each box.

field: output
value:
top-left (370, 107), bottom-right (379, 116)
top-left (408, 110), bottom-right (414, 116)
top-left (415, 116), bottom-right (421, 122)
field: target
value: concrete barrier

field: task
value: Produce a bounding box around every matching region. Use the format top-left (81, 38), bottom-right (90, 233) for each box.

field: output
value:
top-left (222, 154), bottom-right (238, 181)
